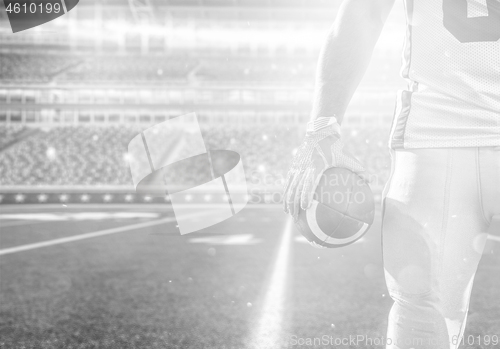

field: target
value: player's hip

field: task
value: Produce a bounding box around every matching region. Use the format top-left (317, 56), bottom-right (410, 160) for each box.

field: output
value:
top-left (389, 91), bottom-right (500, 149)
top-left (382, 147), bottom-right (500, 226)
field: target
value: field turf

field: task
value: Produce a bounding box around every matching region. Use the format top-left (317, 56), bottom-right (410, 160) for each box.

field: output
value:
top-left (0, 204), bottom-right (498, 348)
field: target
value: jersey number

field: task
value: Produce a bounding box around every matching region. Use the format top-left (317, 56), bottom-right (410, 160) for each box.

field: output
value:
top-left (443, 0), bottom-right (500, 42)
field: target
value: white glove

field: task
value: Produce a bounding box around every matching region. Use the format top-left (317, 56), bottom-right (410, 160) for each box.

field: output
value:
top-left (283, 118), bottom-right (365, 221)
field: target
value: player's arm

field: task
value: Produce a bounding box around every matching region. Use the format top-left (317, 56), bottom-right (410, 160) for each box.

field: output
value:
top-left (284, 0), bottom-right (395, 220)
top-left (311, 0), bottom-right (394, 123)
top-left (311, 0), bottom-right (395, 123)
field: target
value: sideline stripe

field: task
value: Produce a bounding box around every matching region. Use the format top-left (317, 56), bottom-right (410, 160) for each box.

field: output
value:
top-left (487, 235), bottom-right (500, 243)
top-left (249, 218), bottom-right (293, 348)
top-left (0, 204), bottom-right (285, 211)
top-left (0, 220), bottom-right (47, 228)
top-left (0, 212), bottom-right (204, 256)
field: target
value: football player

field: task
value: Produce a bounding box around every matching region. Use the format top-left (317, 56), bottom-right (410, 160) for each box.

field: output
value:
top-left (283, 0), bottom-right (500, 348)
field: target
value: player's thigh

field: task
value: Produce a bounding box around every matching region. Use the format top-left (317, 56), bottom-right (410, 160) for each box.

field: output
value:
top-left (381, 148), bottom-right (488, 297)
top-left (381, 148), bottom-right (449, 296)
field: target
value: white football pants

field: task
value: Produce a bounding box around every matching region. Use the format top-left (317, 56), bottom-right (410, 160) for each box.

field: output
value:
top-left (382, 147), bottom-right (500, 349)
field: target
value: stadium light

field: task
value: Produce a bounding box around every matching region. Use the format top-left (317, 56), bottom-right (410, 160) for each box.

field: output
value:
top-left (15, 194), bottom-right (25, 203)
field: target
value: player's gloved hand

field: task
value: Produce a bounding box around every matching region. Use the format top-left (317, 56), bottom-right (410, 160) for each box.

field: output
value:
top-left (283, 117), bottom-right (365, 221)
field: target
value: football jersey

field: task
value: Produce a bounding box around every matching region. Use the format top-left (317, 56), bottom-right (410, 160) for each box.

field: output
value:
top-left (389, 0), bottom-right (500, 149)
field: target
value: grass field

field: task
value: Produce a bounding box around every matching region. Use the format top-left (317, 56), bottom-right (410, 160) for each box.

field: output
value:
top-left (0, 204), bottom-right (498, 349)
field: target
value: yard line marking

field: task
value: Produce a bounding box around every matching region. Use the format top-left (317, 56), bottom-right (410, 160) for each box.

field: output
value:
top-left (487, 235), bottom-right (500, 243)
top-left (0, 212), bottom-right (205, 256)
top-left (250, 218), bottom-right (293, 349)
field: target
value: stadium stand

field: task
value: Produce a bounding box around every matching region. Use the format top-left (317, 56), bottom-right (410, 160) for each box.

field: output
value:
top-left (196, 57), bottom-right (316, 83)
top-left (0, 125), bottom-right (27, 150)
top-left (0, 53), bottom-right (400, 86)
top-left (0, 0), bottom-right (398, 205)
top-left (0, 126), bottom-right (137, 186)
top-left (0, 53), bottom-right (317, 84)
top-left (0, 124), bottom-right (391, 189)
top-left (58, 56), bottom-right (200, 83)
top-left (342, 127), bottom-right (392, 188)
top-left (0, 53), bottom-right (82, 83)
